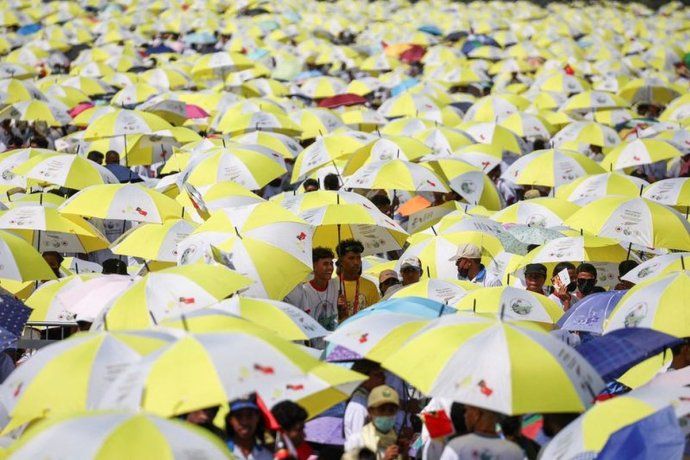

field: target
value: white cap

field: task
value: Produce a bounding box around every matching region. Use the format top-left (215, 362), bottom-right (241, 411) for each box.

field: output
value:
top-left (449, 243), bottom-right (482, 261)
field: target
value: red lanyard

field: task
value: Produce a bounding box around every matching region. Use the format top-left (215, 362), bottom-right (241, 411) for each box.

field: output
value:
top-left (340, 274), bottom-right (360, 315)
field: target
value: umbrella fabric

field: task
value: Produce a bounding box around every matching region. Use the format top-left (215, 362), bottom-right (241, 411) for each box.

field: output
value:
top-left (558, 290), bottom-right (627, 333)
top-left (0, 295), bottom-right (31, 337)
top-left (7, 412), bottom-right (233, 460)
top-left (575, 328), bottom-right (682, 381)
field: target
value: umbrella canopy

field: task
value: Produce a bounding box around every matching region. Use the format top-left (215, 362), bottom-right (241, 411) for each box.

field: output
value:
top-left (12, 153), bottom-right (118, 190)
top-left (342, 159), bottom-right (448, 193)
top-left (59, 184), bottom-right (183, 224)
top-left (454, 286), bottom-right (564, 324)
top-left (6, 412), bottom-right (233, 460)
top-left (382, 314), bottom-right (604, 414)
top-left (502, 149), bottom-right (604, 187)
top-left (110, 218), bottom-right (197, 262)
top-left (604, 271), bottom-right (690, 338)
top-left (565, 197), bottom-right (690, 250)
top-left (558, 290), bottom-right (627, 334)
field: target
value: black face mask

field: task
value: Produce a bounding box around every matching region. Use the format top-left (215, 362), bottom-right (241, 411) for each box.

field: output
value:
top-left (577, 278), bottom-right (596, 295)
top-left (566, 281), bottom-right (577, 292)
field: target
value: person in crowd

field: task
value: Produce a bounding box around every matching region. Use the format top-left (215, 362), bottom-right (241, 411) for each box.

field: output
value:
top-left (336, 239), bottom-right (380, 321)
top-left (500, 416), bottom-right (540, 460)
top-left (303, 178), bottom-right (319, 192)
top-left (344, 360), bottom-right (387, 447)
top-left (180, 406), bottom-right (225, 439)
top-left (548, 262), bottom-right (577, 310)
top-left (225, 397), bottom-right (272, 460)
top-left (399, 257), bottom-right (423, 287)
top-left (379, 269), bottom-right (402, 300)
top-left (104, 150), bottom-right (138, 183)
top-left (420, 402), bottom-right (466, 460)
top-left (285, 247), bottom-right (339, 332)
top-left (370, 194), bottom-right (392, 217)
top-left (439, 405), bottom-right (523, 460)
top-left (271, 400), bottom-right (314, 460)
top-left (523, 263), bottom-right (547, 294)
top-left (102, 258), bottom-right (129, 275)
top-left (42, 251), bottom-right (64, 278)
top-left (574, 263), bottom-right (599, 302)
top-left (87, 151), bottom-right (104, 165)
top-left (536, 413), bottom-right (580, 455)
top-left (671, 338), bottom-right (690, 370)
top-left (323, 173), bottom-right (341, 191)
top-left (449, 243), bottom-right (502, 287)
top-left (614, 260), bottom-right (639, 290)
top-left (345, 385), bottom-right (408, 460)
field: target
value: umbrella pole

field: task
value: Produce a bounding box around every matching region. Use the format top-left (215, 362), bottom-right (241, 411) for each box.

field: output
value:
top-left (626, 242), bottom-right (632, 260)
top-left (682, 256), bottom-right (685, 271)
top-left (123, 134), bottom-right (128, 168)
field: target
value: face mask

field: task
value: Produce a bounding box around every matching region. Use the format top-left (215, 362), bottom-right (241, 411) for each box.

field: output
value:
top-left (566, 281), bottom-right (577, 292)
top-left (577, 278), bottom-right (595, 294)
top-left (373, 415), bottom-right (396, 433)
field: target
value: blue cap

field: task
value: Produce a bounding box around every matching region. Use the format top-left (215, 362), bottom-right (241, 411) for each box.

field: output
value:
top-left (230, 399), bottom-right (259, 412)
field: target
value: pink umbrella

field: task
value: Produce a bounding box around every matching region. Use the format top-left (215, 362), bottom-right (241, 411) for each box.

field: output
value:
top-left (56, 275), bottom-right (135, 323)
top-left (185, 104), bottom-right (210, 119)
top-left (69, 102), bottom-right (94, 118)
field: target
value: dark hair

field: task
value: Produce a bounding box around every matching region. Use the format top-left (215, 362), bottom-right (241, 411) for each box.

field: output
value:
top-left (618, 260), bottom-right (639, 277)
top-left (30, 136), bottom-right (48, 148)
top-left (42, 251), bottom-right (64, 264)
top-left (102, 258), bottom-right (128, 275)
top-left (553, 262), bottom-right (576, 276)
top-left (7, 136), bottom-right (23, 148)
top-left (303, 178), bottom-right (319, 190)
top-left (370, 194), bottom-right (391, 208)
top-left (336, 239), bottom-right (364, 258)
top-left (350, 359), bottom-right (381, 375)
top-left (87, 151), bottom-right (104, 164)
top-left (105, 150), bottom-right (120, 164)
top-left (271, 400), bottom-right (308, 431)
top-left (312, 247), bottom-right (335, 263)
top-left (449, 402), bottom-right (467, 436)
top-left (577, 263), bottom-right (597, 278)
top-left (323, 173), bottom-right (340, 191)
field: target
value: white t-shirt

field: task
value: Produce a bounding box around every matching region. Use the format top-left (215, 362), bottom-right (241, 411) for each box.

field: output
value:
top-left (284, 279), bottom-right (339, 331)
top-left (344, 389), bottom-right (369, 447)
top-left (440, 434), bottom-right (524, 460)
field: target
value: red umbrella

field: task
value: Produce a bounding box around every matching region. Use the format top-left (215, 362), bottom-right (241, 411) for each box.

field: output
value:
top-left (399, 44), bottom-right (426, 63)
top-left (185, 104), bottom-right (210, 119)
top-left (317, 93), bottom-right (367, 109)
top-left (68, 102), bottom-right (94, 118)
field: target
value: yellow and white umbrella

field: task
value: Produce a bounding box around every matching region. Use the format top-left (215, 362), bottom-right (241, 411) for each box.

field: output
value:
top-left (7, 412), bottom-right (233, 460)
top-left (464, 94), bottom-right (529, 123)
top-left (0, 229), bottom-right (56, 282)
top-left (213, 111), bottom-right (302, 136)
top-left (98, 264), bottom-right (253, 330)
top-left (601, 139), bottom-right (683, 171)
top-left (291, 132), bottom-right (373, 182)
top-left (176, 181), bottom-right (264, 212)
top-left (0, 100), bottom-right (71, 127)
top-left (291, 108), bottom-right (346, 140)
top-left (12, 153), bottom-right (118, 190)
top-left (491, 198), bottom-right (581, 228)
top-left (182, 145), bottom-right (286, 190)
top-left (561, 91), bottom-right (629, 112)
top-left (190, 51), bottom-right (254, 79)
top-left (382, 314), bottom-right (604, 414)
top-left (0, 205), bottom-right (109, 253)
top-left (413, 127), bottom-right (475, 155)
top-left (618, 77), bottom-right (683, 105)
top-left (552, 121), bottom-right (621, 149)
top-left (642, 177), bottom-right (690, 208)
top-left (556, 173), bottom-right (649, 205)
top-left (297, 76), bottom-right (347, 99)
top-left (0, 148), bottom-right (59, 188)
top-left (342, 135), bottom-right (432, 176)
top-left (82, 109), bottom-right (174, 140)
top-left (59, 184), bottom-right (183, 223)
top-left (502, 149), bottom-right (605, 187)
top-left (110, 83), bottom-right (160, 107)
top-left (110, 218), bottom-right (197, 263)
top-left (565, 196), bottom-right (690, 250)
top-left (458, 122), bottom-right (527, 156)
top-left (378, 93), bottom-right (442, 121)
top-left (0, 79), bottom-right (46, 106)
top-left (233, 130), bottom-right (303, 160)
top-left (604, 271), bottom-right (690, 337)
top-left (300, 202), bottom-right (409, 254)
top-left (343, 159), bottom-right (449, 192)
top-left (454, 286), bottom-right (563, 324)
top-left (390, 279), bottom-right (479, 305)
top-left (427, 158), bottom-right (502, 209)
top-left (177, 202), bottom-right (313, 299)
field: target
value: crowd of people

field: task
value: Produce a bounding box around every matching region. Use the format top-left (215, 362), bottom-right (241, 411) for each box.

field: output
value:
top-left (1, 0), bottom-right (690, 458)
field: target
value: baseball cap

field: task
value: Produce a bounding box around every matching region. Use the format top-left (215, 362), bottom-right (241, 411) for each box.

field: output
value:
top-left (524, 263), bottom-right (547, 277)
top-left (368, 385), bottom-right (400, 408)
top-left (378, 269), bottom-right (399, 284)
top-left (449, 243), bottom-right (482, 261)
top-left (400, 257), bottom-right (422, 271)
top-left (229, 398), bottom-right (259, 412)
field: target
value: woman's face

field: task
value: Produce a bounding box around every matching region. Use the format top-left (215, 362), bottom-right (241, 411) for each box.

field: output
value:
top-left (229, 408), bottom-right (260, 440)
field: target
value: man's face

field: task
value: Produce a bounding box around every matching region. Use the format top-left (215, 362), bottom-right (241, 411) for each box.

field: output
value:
top-left (313, 257), bottom-right (334, 281)
top-left (456, 258), bottom-right (472, 276)
top-left (401, 267), bottom-right (421, 286)
top-left (369, 403), bottom-right (398, 418)
top-left (379, 278), bottom-right (399, 296)
top-left (285, 421), bottom-right (306, 446)
top-left (463, 405), bottom-right (481, 432)
top-left (340, 251), bottom-right (361, 276)
top-left (525, 273), bottom-right (546, 293)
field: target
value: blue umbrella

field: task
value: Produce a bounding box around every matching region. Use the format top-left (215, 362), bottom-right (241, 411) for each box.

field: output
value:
top-left (0, 327), bottom-right (18, 351)
top-left (17, 24), bottom-right (41, 36)
top-left (147, 44), bottom-right (175, 54)
top-left (0, 294), bottom-right (31, 337)
top-left (598, 405), bottom-right (684, 460)
top-left (340, 297), bottom-right (454, 327)
top-left (557, 290), bottom-right (626, 334)
top-left (390, 78), bottom-right (419, 96)
top-left (575, 328), bottom-right (681, 381)
top-left (418, 25), bottom-right (442, 36)
top-left (461, 34), bottom-right (499, 55)
top-left (183, 32), bottom-right (216, 45)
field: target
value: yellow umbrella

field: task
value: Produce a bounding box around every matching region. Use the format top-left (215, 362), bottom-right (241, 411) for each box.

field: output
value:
top-left (12, 153), bottom-right (118, 190)
top-left (110, 218), bottom-right (197, 262)
top-left (0, 230), bottom-right (56, 282)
